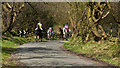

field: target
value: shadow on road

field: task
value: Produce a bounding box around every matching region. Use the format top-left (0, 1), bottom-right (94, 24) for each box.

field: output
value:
top-left (15, 45), bottom-right (68, 61)
top-left (18, 56), bottom-right (67, 60)
top-left (15, 47), bottom-right (59, 53)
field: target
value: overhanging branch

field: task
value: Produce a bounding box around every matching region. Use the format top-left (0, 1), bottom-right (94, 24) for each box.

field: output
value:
top-left (26, 2), bottom-right (39, 14)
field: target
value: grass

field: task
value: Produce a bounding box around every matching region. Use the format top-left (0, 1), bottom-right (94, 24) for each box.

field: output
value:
top-left (1, 35), bottom-right (63, 66)
top-left (64, 38), bottom-right (120, 66)
top-left (1, 36), bottom-right (35, 66)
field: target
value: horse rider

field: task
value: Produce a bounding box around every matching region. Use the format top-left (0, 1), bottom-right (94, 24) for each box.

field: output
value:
top-left (47, 27), bottom-right (54, 39)
top-left (63, 24), bottom-right (69, 41)
top-left (35, 21), bottom-right (43, 41)
top-left (37, 21), bottom-right (43, 30)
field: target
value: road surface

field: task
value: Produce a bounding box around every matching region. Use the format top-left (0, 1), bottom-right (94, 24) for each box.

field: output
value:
top-left (15, 40), bottom-right (104, 67)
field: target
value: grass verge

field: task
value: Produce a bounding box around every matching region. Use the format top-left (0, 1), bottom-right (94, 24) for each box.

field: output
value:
top-left (64, 38), bottom-right (120, 66)
top-left (1, 36), bottom-right (35, 66)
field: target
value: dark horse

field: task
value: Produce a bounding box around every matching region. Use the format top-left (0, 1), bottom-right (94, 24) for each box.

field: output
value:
top-left (35, 28), bottom-right (43, 42)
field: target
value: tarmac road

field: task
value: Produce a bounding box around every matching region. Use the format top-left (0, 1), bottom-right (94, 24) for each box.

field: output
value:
top-left (15, 40), bottom-right (105, 68)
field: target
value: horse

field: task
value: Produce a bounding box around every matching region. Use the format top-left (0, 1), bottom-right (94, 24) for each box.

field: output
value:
top-left (63, 28), bottom-right (71, 40)
top-left (47, 29), bottom-right (54, 40)
top-left (35, 28), bottom-right (43, 42)
top-left (59, 27), bottom-right (63, 40)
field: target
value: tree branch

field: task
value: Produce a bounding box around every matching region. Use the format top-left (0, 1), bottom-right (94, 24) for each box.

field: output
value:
top-left (26, 2), bottom-right (39, 14)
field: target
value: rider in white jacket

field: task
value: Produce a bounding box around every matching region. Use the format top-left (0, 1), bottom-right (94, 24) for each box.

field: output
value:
top-left (63, 24), bottom-right (68, 40)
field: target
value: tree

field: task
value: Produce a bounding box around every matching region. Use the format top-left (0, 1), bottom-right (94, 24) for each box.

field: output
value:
top-left (2, 2), bottom-right (25, 35)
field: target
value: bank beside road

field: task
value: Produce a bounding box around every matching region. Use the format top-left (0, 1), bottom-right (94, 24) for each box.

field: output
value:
top-left (1, 36), bottom-right (34, 66)
top-left (64, 40), bottom-right (120, 67)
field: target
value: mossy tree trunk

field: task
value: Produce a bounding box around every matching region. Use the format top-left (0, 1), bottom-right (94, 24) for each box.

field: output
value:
top-left (87, 2), bottom-right (111, 42)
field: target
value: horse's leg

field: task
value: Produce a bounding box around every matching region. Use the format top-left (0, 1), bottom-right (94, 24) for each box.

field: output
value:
top-left (64, 34), bottom-right (66, 39)
top-left (62, 34), bottom-right (63, 40)
top-left (48, 34), bottom-right (49, 40)
top-left (49, 35), bottom-right (51, 40)
top-left (39, 34), bottom-right (41, 41)
top-left (52, 34), bottom-right (54, 40)
top-left (50, 33), bottom-right (52, 40)
top-left (65, 34), bottom-right (67, 40)
top-left (48, 34), bottom-right (50, 40)
top-left (39, 33), bottom-right (42, 42)
top-left (48, 33), bottom-right (50, 40)
top-left (40, 35), bottom-right (42, 42)
top-left (49, 33), bottom-right (50, 40)
top-left (36, 35), bottom-right (38, 42)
